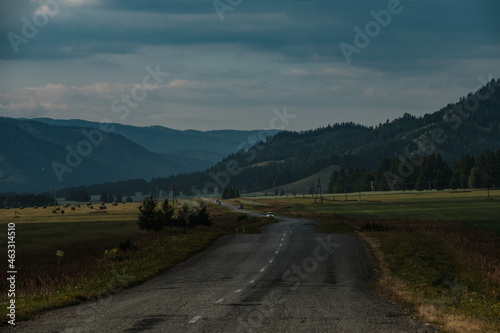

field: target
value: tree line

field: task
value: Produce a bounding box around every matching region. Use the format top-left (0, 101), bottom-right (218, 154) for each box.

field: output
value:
top-left (327, 150), bottom-right (500, 193)
top-left (221, 187), bottom-right (240, 199)
top-left (0, 192), bottom-right (53, 209)
top-left (137, 198), bottom-right (212, 235)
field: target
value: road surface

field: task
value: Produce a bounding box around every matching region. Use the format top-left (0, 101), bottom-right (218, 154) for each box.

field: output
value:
top-left (6, 202), bottom-right (433, 332)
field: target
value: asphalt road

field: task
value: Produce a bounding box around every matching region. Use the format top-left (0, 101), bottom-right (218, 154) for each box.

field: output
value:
top-left (7, 202), bottom-right (433, 332)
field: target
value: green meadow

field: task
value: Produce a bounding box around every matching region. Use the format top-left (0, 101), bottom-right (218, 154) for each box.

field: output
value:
top-left (241, 190), bottom-right (500, 232)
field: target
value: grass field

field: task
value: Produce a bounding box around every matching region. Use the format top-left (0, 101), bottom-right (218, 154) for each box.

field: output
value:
top-left (246, 189), bottom-right (500, 332)
top-left (0, 200), bottom-right (269, 325)
top-left (1, 191), bottom-right (499, 331)
top-left (242, 190), bottom-right (500, 232)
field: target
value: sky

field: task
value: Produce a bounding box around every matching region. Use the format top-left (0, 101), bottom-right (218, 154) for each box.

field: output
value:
top-left (0, 0), bottom-right (499, 131)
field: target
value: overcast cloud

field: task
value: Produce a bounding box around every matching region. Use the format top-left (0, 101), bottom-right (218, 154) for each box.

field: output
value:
top-left (0, 0), bottom-right (499, 130)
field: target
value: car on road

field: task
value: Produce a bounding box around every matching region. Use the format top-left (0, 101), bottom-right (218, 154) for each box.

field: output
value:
top-left (266, 212), bottom-right (274, 218)
top-left (215, 199), bottom-right (221, 205)
top-left (238, 204), bottom-right (244, 209)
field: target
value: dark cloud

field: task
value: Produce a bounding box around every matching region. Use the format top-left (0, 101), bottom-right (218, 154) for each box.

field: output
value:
top-left (0, 0), bottom-right (498, 130)
top-left (2, 0), bottom-right (498, 68)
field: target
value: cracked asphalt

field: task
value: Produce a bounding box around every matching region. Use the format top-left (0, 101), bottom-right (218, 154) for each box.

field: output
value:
top-left (5, 202), bottom-right (434, 332)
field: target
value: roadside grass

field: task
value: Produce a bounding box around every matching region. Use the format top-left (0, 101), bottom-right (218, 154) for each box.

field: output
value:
top-left (251, 190), bottom-right (500, 332)
top-left (361, 227), bottom-right (500, 332)
top-left (252, 190), bottom-right (500, 233)
top-left (0, 200), bottom-right (271, 325)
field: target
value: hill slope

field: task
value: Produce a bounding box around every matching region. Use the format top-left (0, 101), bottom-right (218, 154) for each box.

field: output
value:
top-left (162, 78), bottom-right (500, 196)
top-left (0, 119), bottom-right (189, 192)
top-left (0, 119), bottom-right (277, 193)
top-left (3, 79), bottom-right (499, 195)
top-left (32, 118), bottom-right (278, 168)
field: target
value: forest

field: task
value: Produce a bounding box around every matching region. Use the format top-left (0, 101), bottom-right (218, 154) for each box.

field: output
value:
top-left (327, 150), bottom-right (500, 194)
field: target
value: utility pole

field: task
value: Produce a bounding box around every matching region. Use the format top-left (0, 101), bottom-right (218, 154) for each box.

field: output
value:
top-left (371, 181), bottom-right (377, 201)
top-left (172, 184), bottom-right (177, 208)
top-left (345, 181), bottom-right (347, 201)
top-left (314, 179), bottom-right (323, 204)
top-left (274, 180), bottom-right (277, 205)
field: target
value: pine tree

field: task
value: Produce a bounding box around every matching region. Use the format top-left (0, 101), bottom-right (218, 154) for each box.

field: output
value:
top-left (161, 198), bottom-right (175, 233)
top-left (222, 187), bottom-right (229, 199)
top-left (327, 171), bottom-right (339, 193)
top-left (449, 171), bottom-right (461, 190)
top-left (458, 154), bottom-right (475, 189)
top-left (196, 204), bottom-right (212, 227)
top-left (137, 197), bottom-right (163, 234)
top-left (176, 203), bottom-right (191, 234)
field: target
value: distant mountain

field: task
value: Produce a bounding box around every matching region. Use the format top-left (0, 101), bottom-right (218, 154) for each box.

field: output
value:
top-left (0, 118), bottom-right (277, 193)
top-left (144, 78), bottom-right (500, 196)
top-left (31, 118), bottom-right (278, 167)
top-left (3, 79), bottom-right (499, 196)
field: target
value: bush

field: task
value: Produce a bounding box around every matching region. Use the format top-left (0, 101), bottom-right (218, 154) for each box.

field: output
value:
top-left (119, 238), bottom-right (137, 252)
top-left (361, 222), bottom-right (393, 232)
top-left (104, 248), bottom-right (120, 260)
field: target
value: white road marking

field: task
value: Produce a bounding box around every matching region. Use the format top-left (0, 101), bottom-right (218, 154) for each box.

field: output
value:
top-left (235, 289), bottom-right (243, 293)
top-left (189, 316), bottom-right (202, 324)
top-left (216, 298), bottom-right (224, 304)
top-left (275, 250), bottom-right (279, 254)
top-left (279, 243), bottom-right (283, 247)
top-left (260, 267), bottom-right (266, 272)
top-left (250, 280), bottom-right (256, 284)
top-left (287, 225), bottom-right (293, 234)
top-left (281, 238), bottom-right (285, 242)
top-left (269, 258), bottom-right (274, 264)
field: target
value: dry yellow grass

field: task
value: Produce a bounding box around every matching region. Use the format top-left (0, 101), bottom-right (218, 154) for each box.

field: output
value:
top-left (360, 233), bottom-right (497, 332)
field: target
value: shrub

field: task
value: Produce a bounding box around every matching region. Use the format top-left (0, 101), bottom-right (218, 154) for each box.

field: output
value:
top-left (119, 238), bottom-right (137, 252)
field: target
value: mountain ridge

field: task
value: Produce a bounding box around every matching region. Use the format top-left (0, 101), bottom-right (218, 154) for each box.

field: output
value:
top-left (0, 118), bottom-right (278, 193)
top-left (2, 79), bottom-right (499, 195)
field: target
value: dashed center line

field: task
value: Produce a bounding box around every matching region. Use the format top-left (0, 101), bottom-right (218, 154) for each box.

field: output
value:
top-left (208, 226), bottom-right (291, 316)
top-left (189, 316), bottom-right (202, 324)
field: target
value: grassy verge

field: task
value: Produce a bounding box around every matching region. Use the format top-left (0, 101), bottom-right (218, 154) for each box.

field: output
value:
top-left (360, 228), bottom-right (500, 332)
top-left (252, 191), bottom-right (500, 332)
top-left (0, 201), bottom-right (272, 325)
top-left (5, 232), bottom-right (220, 324)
